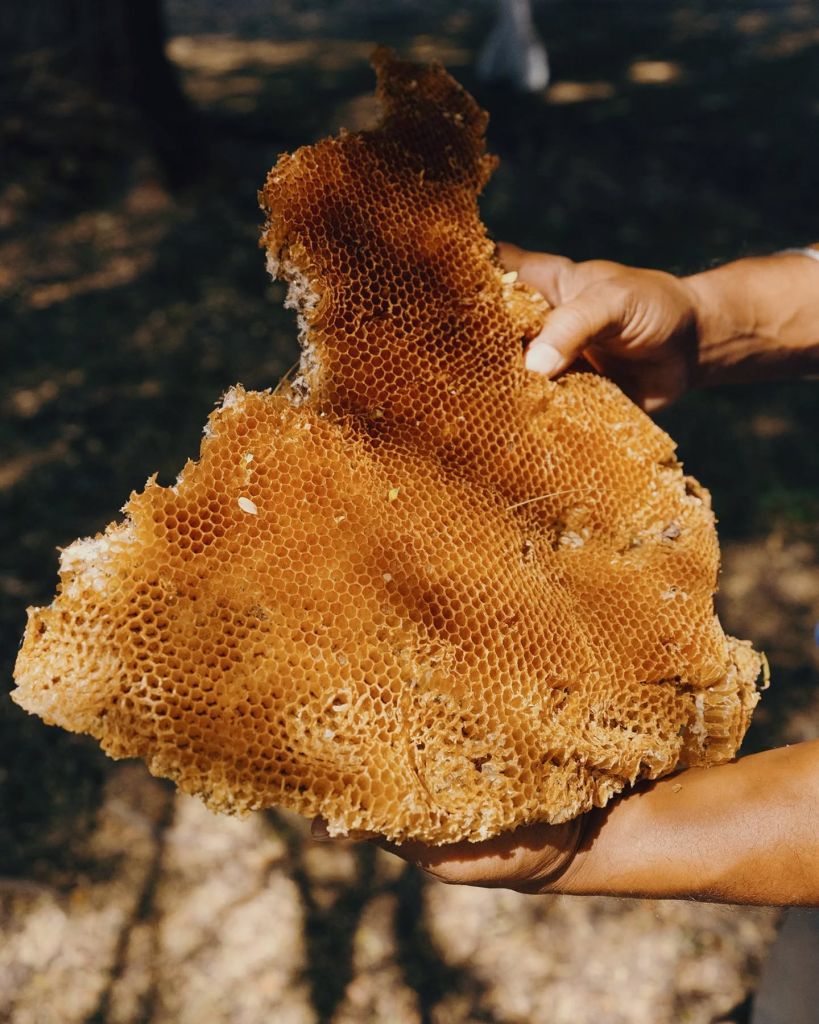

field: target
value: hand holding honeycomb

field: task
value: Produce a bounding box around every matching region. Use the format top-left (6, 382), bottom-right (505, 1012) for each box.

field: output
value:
top-left (12, 49), bottom-right (762, 844)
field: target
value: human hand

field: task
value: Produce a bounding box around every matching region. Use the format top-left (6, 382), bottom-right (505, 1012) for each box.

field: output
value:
top-left (313, 743), bottom-right (819, 905)
top-left (500, 243), bottom-right (699, 412)
top-left (312, 815), bottom-right (587, 894)
top-left (380, 817), bottom-right (586, 893)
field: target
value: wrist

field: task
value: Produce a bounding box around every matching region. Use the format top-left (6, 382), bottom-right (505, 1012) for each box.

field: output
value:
top-left (556, 742), bottom-right (819, 905)
top-left (682, 261), bottom-right (761, 388)
top-left (683, 252), bottom-right (819, 387)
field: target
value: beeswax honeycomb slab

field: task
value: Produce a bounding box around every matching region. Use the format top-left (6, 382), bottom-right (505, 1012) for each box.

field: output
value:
top-left (12, 49), bottom-right (762, 843)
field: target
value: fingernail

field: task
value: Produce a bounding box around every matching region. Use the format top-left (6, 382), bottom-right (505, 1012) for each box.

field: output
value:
top-left (525, 344), bottom-right (563, 376)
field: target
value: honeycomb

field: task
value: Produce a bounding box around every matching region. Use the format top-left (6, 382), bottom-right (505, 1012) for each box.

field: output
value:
top-left (12, 49), bottom-right (762, 844)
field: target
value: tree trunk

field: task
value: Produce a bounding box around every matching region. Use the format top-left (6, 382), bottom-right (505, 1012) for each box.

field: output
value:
top-left (1, 0), bottom-right (204, 186)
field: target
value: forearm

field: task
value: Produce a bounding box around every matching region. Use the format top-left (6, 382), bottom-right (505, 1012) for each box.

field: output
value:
top-left (559, 741), bottom-right (819, 905)
top-left (685, 248), bottom-right (819, 387)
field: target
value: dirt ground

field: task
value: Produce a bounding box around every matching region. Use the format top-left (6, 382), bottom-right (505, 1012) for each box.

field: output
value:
top-left (2, 2), bottom-right (818, 1022)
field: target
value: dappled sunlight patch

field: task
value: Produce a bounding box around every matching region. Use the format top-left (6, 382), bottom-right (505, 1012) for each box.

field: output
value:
top-left (627, 59), bottom-right (684, 86)
top-left (2, 173), bottom-right (175, 311)
top-left (406, 35), bottom-right (471, 67)
top-left (760, 26), bottom-right (819, 58)
top-left (168, 36), bottom-right (324, 74)
top-left (333, 892), bottom-right (422, 1023)
top-left (10, 378), bottom-right (63, 419)
top-left (179, 70), bottom-right (267, 109)
top-left (546, 80), bottom-right (617, 105)
top-left (749, 414), bottom-right (794, 440)
top-left (719, 538), bottom-right (819, 748)
top-left (0, 439), bottom-right (70, 492)
top-left (26, 256), bottom-right (157, 311)
top-left (426, 881), bottom-right (778, 1024)
top-left (0, 182), bottom-right (29, 231)
top-left (168, 35), bottom-right (380, 118)
top-left (168, 35), bottom-right (376, 75)
top-left (736, 12), bottom-right (773, 37)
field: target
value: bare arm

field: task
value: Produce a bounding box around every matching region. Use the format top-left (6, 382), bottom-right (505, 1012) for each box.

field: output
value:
top-left (688, 250), bottom-right (819, 387)
top-left (384, 741), bottom-right (819, 906)
top-left (509, 244), bottom-right (819, 410)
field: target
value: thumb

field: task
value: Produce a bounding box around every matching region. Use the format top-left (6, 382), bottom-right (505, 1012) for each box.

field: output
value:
top-left (525, 285), bottom-right (627, 377)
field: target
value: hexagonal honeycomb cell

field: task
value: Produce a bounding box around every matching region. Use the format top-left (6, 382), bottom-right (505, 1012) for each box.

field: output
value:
top-left (12, 48), bottom-right (763, 844)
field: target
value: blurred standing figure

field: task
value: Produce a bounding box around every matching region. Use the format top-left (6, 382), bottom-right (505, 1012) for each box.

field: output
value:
top-left (477, 0), bottom-right (550, 92)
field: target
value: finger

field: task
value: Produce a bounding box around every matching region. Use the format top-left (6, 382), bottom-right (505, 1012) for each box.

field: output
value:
top-left (495, 241), bottom-right (527, 271)
top-left (496, 242), bottom-right (573, 306)
top-left (380, 819), bottom-right (583, 889)
top-left (524, 284), bottom-right (628, 377)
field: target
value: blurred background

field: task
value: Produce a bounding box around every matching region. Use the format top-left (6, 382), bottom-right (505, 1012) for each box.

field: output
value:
top-left (1, 1), bottom-right (818, 1021)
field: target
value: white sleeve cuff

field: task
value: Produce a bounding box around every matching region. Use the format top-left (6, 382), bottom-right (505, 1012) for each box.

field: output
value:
top-left (778, 246), bottom-right (819, 262)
